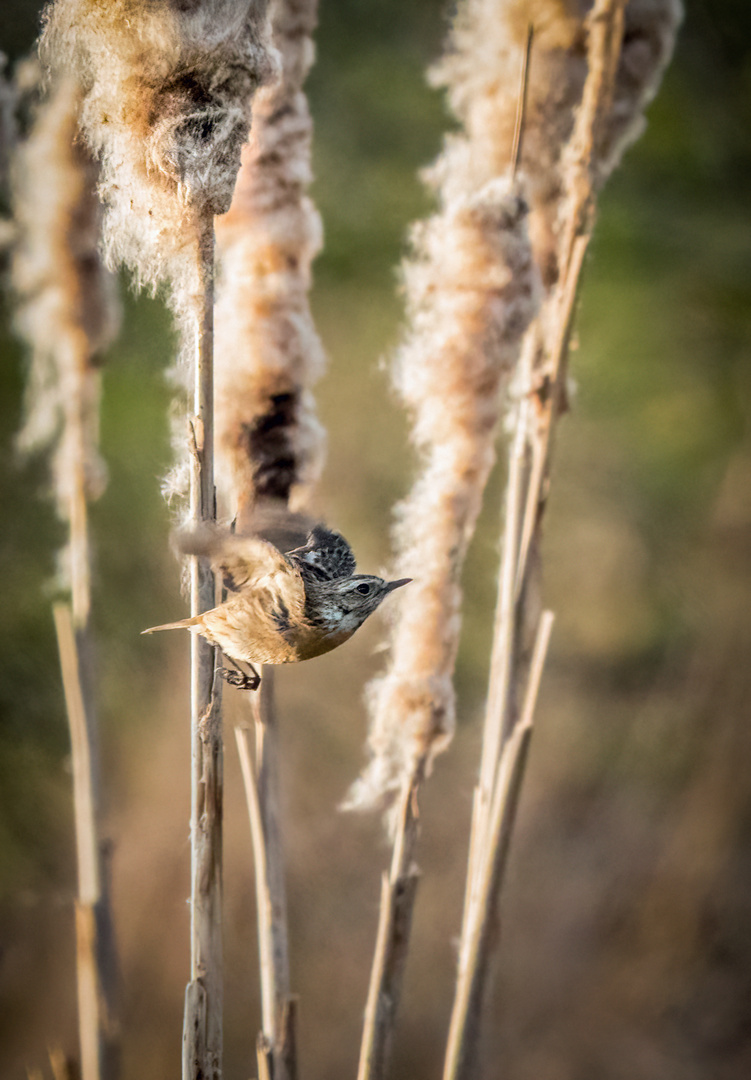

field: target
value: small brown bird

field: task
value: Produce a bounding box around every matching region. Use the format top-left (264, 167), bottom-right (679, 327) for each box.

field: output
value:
top-left (142, 524), bottom-right (410, 689)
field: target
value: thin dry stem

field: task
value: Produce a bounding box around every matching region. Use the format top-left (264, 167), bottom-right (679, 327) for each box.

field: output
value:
top-left (444, 613), bottom-right (552, 1080)
top-left (235, 724), bottom-right (276, 1037)
top-left (215, 6), bottom-right (321, 1079)
top-left (235, 671), bottom-right (295, 1080)
top-left (14, 73), bottom-right (120, 1080)
top-left (357, 768), bottom-right (423, 1080)
top-left (54, 605), bottom-right (119, 1080)
top-left (443, 1), bottom-right (683, 1073)
top-left (252, 673), bottom-right (292, 1035)
top-left (183, 220), bottom-right (224, 1080)
top-left (478, 381), bottom-right (531, 807)
top-left (442, 716), bottom-right (535, 1080)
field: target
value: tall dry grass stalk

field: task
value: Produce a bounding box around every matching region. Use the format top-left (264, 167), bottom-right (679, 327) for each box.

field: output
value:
top-left (348, 1), bottom-right (682, 1078)
top-left (351, 10), bottom-right (543, 1080)
top-left (442, 3), bottom-right (682, 1079)
top-left (213, 1), bottom-right (323, 1076)
top-left (39, 5), bottom-right (277, 1078)
top-left (12, 71), bottom-right (121, 1080)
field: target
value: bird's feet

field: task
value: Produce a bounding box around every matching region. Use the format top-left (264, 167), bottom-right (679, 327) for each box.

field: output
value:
top-left (221, 660), bottom-right (261, 691)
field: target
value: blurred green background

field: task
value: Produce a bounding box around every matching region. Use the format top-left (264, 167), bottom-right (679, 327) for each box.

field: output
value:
top-left (2, 2), bottom-right (751, 1078)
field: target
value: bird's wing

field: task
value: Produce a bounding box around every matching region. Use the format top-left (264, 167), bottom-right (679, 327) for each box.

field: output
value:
top-left (286, 524), bottom-right (356, 581)
top-left (177, 526), bottom-right (305, 599)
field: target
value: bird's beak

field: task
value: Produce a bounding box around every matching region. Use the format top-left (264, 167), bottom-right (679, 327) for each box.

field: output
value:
top-left (385, 577), bottom-right (412, 593)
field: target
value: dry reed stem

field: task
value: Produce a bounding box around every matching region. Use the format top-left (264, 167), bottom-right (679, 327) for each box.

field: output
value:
top-left (235, 671), bottom-right (296, 1080)
top-left (442, 6), bottom-right (626, 1071)
top-left (183, 220), bottom-right (225, 1080)
top-left (256, 1036), bottom-right (273, 1080)
top-left (13, 72), bottom-right (120, 1080)
top-left (357, 768), bottom-right (422, 1080)
top-left (443, 0), bottom-right (682, 1072)
top-left (235, 724), bottom-right (276, 1036)
top-left (216, 4), bottom-right (322, 1076)
top-left (252, 673), bottom-right (292, 1041)
top-left (54, 606), bottom-right (119, 1080)
top-left (442, 618), bottom-right (550, 1080)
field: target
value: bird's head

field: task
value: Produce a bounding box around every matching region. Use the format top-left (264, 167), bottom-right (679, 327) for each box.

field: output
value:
top-left (307, 574), bottom-right (411, 633)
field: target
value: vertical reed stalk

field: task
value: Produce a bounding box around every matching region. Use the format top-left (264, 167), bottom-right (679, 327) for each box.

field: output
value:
top-left (54, 605), bottom-right (120, 1080)
top-left (213, 0), bottom-right (324, 1073)
top-left (443, 611), bottom-right (553, 1080)
top-left (443, 5), bottom-right (633, 1076)
top-left (235, 671), bottom-right (296, 1080)
top-left (183, 218), bottom-right (224, 1080)
top-left (13, 71), bottom-right (121, 1080)
top-left (357, 765), bottom-right (422, 1080)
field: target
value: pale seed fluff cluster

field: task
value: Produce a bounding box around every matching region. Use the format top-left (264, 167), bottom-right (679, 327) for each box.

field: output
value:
top-left (40, 0), bottom-right (277, 322)
top-left (347, 178), bottom-right (541, 809)
top-left (214, 0), bottom-right (325, 520)
top-left (349, 0), bottom-right (682, 809)
top-left (432, 0), bottom-right (590, 289)
top-left (597, 0), bottom-right (682, 184)
top-left (13, 73), bottom-right (119, 612)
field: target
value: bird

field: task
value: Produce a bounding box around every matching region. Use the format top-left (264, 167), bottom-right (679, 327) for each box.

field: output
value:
top-left (142, 523), bottom-right (411, 689)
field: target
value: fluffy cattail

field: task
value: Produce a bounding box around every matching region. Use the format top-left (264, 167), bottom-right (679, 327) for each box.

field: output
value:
top-left (40, 0), bottom-right (277, 322)
top-left (13, 72), bottom-right (119, 619)
top-left (597, 0), bottom-right (682, 182)
top-left (348, 180), bottom-right (541, 805)
top-left (431, 0), bottom-right (590, 288)
top-left (40, 0), bottom-right (278, 510)
top-left (214, 0), bottom-right (325, 522)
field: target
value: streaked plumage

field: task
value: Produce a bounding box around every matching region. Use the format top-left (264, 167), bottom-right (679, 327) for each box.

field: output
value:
top-left (142, 525), bottom-right (410, 679)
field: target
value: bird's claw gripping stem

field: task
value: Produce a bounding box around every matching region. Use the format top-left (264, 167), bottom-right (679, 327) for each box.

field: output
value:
top-left (220, 663), bottom-right (261, 692)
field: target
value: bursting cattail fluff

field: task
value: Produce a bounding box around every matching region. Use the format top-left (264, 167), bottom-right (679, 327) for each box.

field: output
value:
top-left (40, 0), bottom-right (277, 317)
top-left (431, 0), bottom-right (590, 288)
top-left (214, 0), bottom-right (325, 520)
top-left (597, 0), bottom-right (682, 183)
top-left (348, 192), bottom-right (541, 805)
top-left (40, 0), bottom-right (277, 505)
top-left (346, 2), bottom-right (550, 809)
top-left (13, 74), bottom-right (119, 619)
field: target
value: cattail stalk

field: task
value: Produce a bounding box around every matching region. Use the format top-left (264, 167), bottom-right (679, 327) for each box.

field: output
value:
top-left (213, 1), bottom-right (322, 1075)
top-left (13, 71), bottom-right (120, 1080)
top-left (443, 1), bottom-right (682, 1076)
top-left (357, 767), bottom-right (422, 1080)
top-left (182, 218), bottom-right (225, 1080)
top-left (235, 673), bottom-right (296, 1080)
top-left (39, 5), bottom-right (276, 1078)
top-left (351, 11), bottom-right (543, 1080)
top-left (444, 5), bottom-right (627, 1074)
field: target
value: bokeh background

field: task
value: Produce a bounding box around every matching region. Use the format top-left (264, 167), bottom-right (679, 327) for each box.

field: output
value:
top-left (2, 1), bottom-right (750, 1078)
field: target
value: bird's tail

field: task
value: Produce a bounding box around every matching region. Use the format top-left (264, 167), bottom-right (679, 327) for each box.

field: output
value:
top-left (141, 615), bottom-right (203, 635)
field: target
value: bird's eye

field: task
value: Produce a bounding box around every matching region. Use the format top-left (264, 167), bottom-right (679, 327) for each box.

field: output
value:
top-left (356, 582), bottom-right (371, 595)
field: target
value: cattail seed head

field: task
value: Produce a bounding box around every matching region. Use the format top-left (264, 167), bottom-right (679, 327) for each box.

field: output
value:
top-left (214, 0), bottom-right (326, 519)
top-left (12, 71), bottom-right (120, 615)
top-left (40, 0), bottom-right (278, 313)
